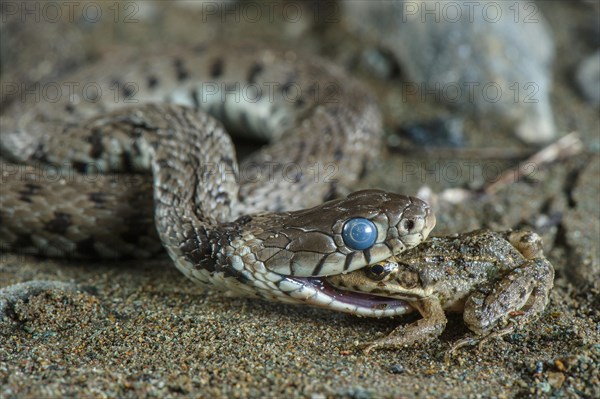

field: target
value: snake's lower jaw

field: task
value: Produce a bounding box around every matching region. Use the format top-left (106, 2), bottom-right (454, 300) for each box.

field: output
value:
top-left (285, 277), bottom-right (414, 317)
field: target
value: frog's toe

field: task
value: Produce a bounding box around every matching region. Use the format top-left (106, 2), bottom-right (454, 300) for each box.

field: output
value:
top-left (361, 334), bottom-right (412, 353)
top-left (361, 335), bottom-right (422, 354)
top-left (447, 323), bottom-right (516, 357)
top-left (446, 335), bottom-right (479, 356)
top-left (479, 324), bottom-right (517, 348)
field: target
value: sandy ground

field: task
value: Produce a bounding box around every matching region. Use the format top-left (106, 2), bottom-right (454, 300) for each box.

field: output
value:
top-left (1, 1), bottom-right (598, 398)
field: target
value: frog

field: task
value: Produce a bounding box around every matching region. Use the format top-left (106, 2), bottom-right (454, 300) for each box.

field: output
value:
top-left (326, 229), bottom-right (555, 353)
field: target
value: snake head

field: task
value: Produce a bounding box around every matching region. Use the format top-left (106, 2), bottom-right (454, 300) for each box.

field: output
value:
top-left (246, 189), bottom-right (435, 277)
top-left (230, 190), bottom-right (435, 317)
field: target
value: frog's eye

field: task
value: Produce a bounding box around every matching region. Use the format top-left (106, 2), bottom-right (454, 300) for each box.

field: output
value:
top-left (342, 218), bottom-right (377, 250)
top-left (364, 262), bottom-right (394, 281)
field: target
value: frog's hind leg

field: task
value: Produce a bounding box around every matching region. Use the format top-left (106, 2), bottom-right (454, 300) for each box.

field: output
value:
top-left (462, 257), bottom-right (554, 342)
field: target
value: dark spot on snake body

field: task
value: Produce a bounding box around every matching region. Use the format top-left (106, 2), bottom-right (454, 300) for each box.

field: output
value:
top-left (210, 58), bottom-right (224, 78)
top-left (109, 78), bottom-right (134, 99)
top-left (173, 58), bottom-right (189, 81)
top-left (122, 85), bottom-right (134, 99)
top-left (87, 128), bottom-right (104, 158)
top-left (221, 156), bottom-right (235, 169)
top-left (45, 212), bottom-right (71, 235)
top-left (235, 215), bottom-right (253, 225)
top-left (17, 195), bottom-right (32, 204)
top-left (247, 62), bottom-right (263, 83)
top-left (88, 192), bottom-right (107, 208)
top-left (181, 232), bottom-right (216, 272)
top-left (18, 182), bottom-right (42, 203)
top-left (120, 217), bottom-right (152, 244)
top-left (76, 237), bottom-right (99, 256)
top-left (223, 266), bottom-right (250, 284)
top-left (12, 234), bottom-right (35, 250)
top-left (73, 161), bottom-right (88, 173)
top-left (294, 96), bottom-right (305, 108)
top-left (121, 151), bottom-right (133, 172)
top-left (64, 103), bottom-right (75, 113)
top-left (147, 75), bottom-right (159, 89)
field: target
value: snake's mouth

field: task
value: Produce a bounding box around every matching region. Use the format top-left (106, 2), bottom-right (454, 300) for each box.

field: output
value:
top-left (286, 277), bottom-right (413, 318)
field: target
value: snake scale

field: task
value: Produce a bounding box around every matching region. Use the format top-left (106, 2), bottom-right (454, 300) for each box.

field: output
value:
top-left (0, 41), bottom-right (436, 317)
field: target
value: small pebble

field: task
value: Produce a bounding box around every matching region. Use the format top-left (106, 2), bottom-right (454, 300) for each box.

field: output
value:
top-left (554, 359), bottom-right (566, 372)
top-left (547, 371), bottom-right (566, 389)
top-left (388, 364), bottom-right (405, 374)
top-left (534, 361), bottom-right (544, 375)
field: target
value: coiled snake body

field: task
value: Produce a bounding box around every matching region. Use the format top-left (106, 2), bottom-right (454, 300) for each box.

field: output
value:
top-left (1, 41), bottom-right (435, 317)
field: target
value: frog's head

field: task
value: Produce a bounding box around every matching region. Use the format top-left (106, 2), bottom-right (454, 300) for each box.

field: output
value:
top-left (326, 257), bottom-right (431, 301)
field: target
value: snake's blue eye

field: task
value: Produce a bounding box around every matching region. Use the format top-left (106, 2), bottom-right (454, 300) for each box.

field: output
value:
top-left (342, 218), bottom-right (377, 250)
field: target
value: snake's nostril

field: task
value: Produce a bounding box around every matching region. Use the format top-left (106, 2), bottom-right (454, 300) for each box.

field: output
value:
top-left (403, 219), bottom-right (415, 232)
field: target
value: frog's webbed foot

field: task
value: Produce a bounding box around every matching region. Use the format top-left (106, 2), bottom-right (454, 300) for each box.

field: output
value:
top-left (463, 257), bottom-right (554, 339)
top-left (362, 297), bottom-right (447, 354)
top-left (446, 323), bottom-right (516, 358)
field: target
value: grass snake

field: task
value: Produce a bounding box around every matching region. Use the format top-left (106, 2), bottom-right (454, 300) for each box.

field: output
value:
top-left (0, 41), bottom-right (436, 317)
